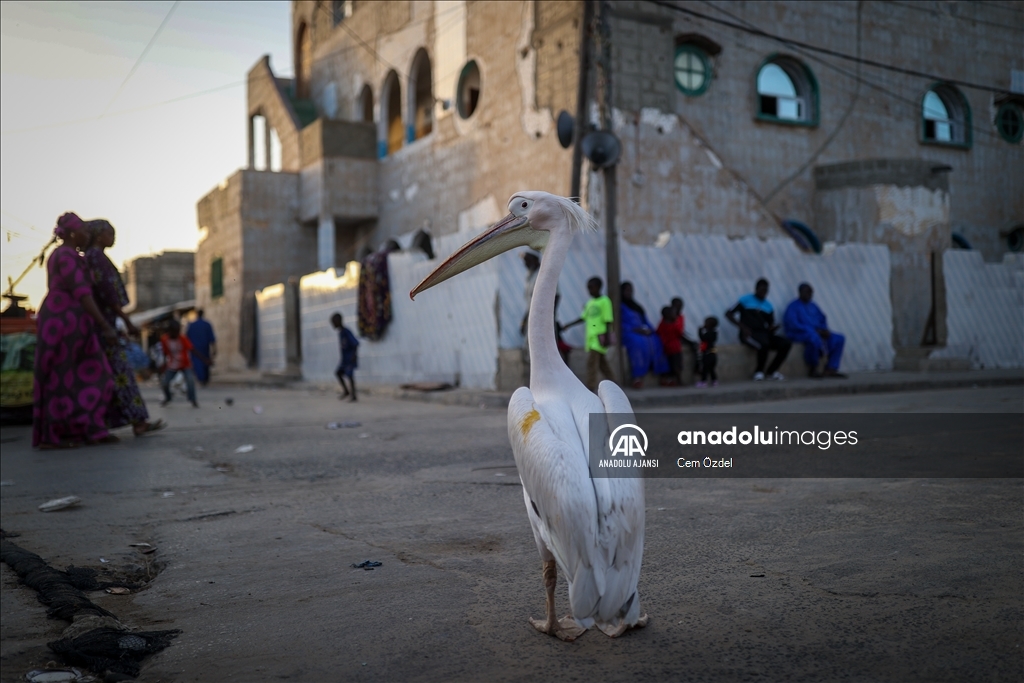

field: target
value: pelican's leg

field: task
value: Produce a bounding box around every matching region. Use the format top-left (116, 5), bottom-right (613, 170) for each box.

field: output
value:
top-left (529, 560), bottom-right (585, 641)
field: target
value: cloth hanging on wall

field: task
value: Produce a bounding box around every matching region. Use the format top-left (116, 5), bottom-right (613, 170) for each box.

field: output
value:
top-left (358, 251), bottom-right (392, 341)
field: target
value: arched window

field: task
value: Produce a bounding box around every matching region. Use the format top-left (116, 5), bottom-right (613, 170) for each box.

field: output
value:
top-left (358, 84), bottom-right (374, 123)
top-left (381, 71), bottom-right (403, 156)
top-left (921, 84), bottom-right (970, 147)
top-left (295, 22), bottom-right (312, 99)
top-left (756, 56), bottom-right (817, 126)
top-left (457, 60), bottom-right (481, 119)
top-left (409, 48), bottom-right (433, 141)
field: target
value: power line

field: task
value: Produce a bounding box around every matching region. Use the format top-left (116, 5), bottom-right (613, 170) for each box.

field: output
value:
top-left (887, 0), bottom-right (1024, 31)
top-left (698, 1), bottom-right (1003, 143)
top-left (101, 0), bottom-right (181, 116)
top-left (646, 0), bottom-right (1010, 94)
top-left (1, 80), bottom-right (245, 135)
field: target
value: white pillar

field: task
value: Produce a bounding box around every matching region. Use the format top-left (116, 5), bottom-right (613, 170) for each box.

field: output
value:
top-left (317, 215), bottom-right (335, 272)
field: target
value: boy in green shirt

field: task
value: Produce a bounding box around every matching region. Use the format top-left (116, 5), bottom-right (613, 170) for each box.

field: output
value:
top-left (564, 277), bottom-right (615, 391)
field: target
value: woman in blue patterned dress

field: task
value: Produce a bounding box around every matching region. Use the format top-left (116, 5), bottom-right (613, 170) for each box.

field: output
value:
top-left (84, 220), bottom-right (164, 436)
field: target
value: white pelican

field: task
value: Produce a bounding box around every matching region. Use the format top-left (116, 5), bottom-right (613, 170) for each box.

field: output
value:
top-left (411, 192), bottom-right (647, 640)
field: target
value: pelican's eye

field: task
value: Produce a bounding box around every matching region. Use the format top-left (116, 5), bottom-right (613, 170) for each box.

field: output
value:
top-left (509, 197), bottom-right (533, 217)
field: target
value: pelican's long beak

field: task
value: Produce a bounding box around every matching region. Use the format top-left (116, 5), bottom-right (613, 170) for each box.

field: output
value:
top-left (410, 213), bottom-right (547, 299)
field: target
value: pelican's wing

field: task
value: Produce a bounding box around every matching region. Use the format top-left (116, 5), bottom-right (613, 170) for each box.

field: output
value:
top-left (508, 387), bottom-right (604, 622)
top-left (591, 380), bottom-right (645, 628)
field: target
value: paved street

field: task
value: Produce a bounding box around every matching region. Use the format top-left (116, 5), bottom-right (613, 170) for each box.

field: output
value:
top-left (2, 382), bottom-right (1022, 682)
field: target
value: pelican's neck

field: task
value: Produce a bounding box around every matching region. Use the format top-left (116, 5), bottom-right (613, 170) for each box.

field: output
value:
top-left (528, 228), bottom-right (574, 388)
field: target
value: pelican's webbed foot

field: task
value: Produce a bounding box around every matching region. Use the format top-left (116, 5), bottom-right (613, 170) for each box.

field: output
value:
top-left (529, 559), bottom-right (587, 641)
top-left (530, 614), bottom-right (586, 641)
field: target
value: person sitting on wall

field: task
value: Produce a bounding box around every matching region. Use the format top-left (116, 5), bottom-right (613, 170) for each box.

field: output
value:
top-left (726, 278), bottom-right (791, 381)
top-left (783, 282), bottom-right (847, 378)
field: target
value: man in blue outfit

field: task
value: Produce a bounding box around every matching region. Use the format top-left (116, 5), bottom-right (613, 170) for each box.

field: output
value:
top-left (186, 309), bottom-right (216, 386)
top-left (726, 278), bottom-right (791, 381)
top-left (783, 283), bottom-right (846, 378)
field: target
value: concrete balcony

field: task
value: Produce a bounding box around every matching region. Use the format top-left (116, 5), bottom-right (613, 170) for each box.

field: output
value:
top-left (298, 119), bottom-right (378, 225)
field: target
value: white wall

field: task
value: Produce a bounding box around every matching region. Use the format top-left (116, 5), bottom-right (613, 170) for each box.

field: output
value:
top-left (935, 251), bottom-right (1024, 368)
top-left (300, 227), bottom-right (501, 389)
top-left (499, 234), bottom-right (895, 373)
top-left (255, 283), bottom-right (286, 372)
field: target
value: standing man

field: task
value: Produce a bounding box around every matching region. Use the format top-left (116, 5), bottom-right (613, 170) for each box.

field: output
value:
top-left (726, 278), bottom-right (791, 381)
top-left (186, 309), bottom-right (216, 386)
top-left (563, 277), bottom-right (615, 392)
top-left (783, 283), bottom-right (846, 378)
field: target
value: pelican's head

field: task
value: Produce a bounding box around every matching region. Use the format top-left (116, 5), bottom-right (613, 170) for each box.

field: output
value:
top-left (411, 191), bottom-right (595, 299)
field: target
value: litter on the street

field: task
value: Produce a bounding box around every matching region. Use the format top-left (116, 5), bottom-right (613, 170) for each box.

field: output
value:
top-left (105, 586), bottom-right (131, 595)
top-left (235, 444), bottom-right (254, 453)
top-left (253, 405), bottom-right (263, 414)
top-left (351, 560), bottom-right (383, 570)
top-left (129, 543), bottom-right (156, 554)
top-left (326, 421), bottom-right (362, 429)
top-left (38, 496), bottom-right (81, 512)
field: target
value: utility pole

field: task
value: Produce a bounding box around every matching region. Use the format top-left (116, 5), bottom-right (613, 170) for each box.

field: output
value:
top-left (570, 0), bottom-right (595, 203)
top-left (596, 0), bottom-right (625, 386)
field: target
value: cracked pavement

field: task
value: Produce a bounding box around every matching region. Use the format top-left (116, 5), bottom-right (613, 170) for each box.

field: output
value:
top-left (1, 384), bottom-right (1021, 682)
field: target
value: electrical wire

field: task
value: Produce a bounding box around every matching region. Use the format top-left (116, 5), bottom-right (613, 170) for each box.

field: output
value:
top-left (693, 0), bottom-right (1004, 143)
top-left (886, 0), bottom-right (1023, 31)
top-left (1, 80), bottom-right (245, 136)
top-left (645, 0), bottom-right (1010, 94)
top-left (760, 0), bottom-right (863, 206)
top-left (101, 0), bottom-right (181, 116)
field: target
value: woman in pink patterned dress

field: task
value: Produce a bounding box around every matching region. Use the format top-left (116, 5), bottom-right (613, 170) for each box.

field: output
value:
top-left (32, 213), bottom-right (118, 449)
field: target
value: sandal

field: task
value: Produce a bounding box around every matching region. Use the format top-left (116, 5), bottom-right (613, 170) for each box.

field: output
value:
top-left (134, 419), bottom-right (167, 436)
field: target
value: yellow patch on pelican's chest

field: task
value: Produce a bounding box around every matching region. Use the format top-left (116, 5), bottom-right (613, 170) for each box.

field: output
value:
top-left (520, 409), bottom-right (541, 437)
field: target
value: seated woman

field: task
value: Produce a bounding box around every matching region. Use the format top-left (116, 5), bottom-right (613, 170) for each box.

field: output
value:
top-left (33, 213), bottom-right (117, 449)
top-left (85, 220), bottom-right (165, 436)
top-left (620, 281), bottom-right (669, 389)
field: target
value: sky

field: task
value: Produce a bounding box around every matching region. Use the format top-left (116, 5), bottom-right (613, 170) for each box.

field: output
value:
top-left (1, 0), bottom-right (292, 309)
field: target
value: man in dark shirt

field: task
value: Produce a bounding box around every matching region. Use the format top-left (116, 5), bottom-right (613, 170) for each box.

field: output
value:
top-left (726, 278), bottom-right (792, 380)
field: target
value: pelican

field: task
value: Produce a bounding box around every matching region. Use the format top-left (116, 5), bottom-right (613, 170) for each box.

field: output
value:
top-left (411, 192), bottom-right (647, 640)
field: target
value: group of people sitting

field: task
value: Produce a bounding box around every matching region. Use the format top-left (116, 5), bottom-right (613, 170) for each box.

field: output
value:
top-left (556, 270), bottom-right (845, 392)
top-left (31, 212), bottom-right (215, 450)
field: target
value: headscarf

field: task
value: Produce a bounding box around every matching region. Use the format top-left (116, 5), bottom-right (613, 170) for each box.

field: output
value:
top-left (620, 281), bottom-right (646, 317)
top-left (86, 219), bottom-right (114, 244)
top-left (53, 212), bottom-right (84, 240)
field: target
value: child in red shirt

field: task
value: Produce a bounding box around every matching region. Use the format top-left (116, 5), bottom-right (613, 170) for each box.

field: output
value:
top-left (159, 319), bottom-right (210, 407)
top-left (657, 307), bottom-right (684, 386)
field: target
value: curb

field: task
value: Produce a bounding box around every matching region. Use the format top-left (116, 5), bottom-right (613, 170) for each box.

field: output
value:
top-left (380, 370), bottom-right (1024, 410)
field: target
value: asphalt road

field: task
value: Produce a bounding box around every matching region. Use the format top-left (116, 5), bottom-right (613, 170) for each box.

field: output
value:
top-left (1, 384), bottom-right (1022, 682)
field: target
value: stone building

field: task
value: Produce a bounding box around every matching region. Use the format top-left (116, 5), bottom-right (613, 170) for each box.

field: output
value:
top-left (123, 250), bottom-right (195, 314)
top-left (195, 0), bottom-right (1023, 375)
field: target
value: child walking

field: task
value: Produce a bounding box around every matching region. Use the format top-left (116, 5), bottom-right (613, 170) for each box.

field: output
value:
top-left (331, 313), bottom-right (359, 401)
top-left (696, 316), bottom-right (719, 387)
top-left (160, 319), bottom-right (211, 407)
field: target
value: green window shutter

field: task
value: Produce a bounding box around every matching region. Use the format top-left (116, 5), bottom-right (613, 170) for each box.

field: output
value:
top-left (211, 258), bottom-right (224, 299)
